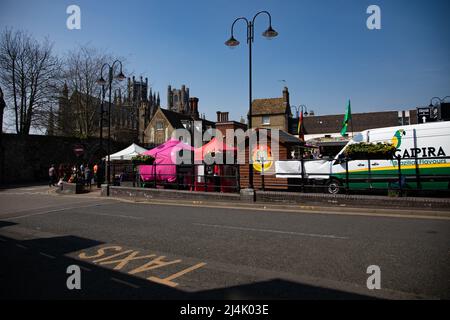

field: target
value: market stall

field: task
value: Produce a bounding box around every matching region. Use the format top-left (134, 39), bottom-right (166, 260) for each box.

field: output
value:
top-left (139, 139), bottom-right (193, 186)
top-left (193, 138), bottom-right (237, 192)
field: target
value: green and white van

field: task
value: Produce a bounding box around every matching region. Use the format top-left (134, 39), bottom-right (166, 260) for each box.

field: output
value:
top-left (304, 121), bottom-right (450, 194)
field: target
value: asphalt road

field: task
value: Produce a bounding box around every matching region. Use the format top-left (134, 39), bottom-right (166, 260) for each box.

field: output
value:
top-left (0, 185), bottom-right (449, 299)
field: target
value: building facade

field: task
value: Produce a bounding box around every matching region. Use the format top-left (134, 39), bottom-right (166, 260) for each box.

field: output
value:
top-left (57, 76), bottom-right (160, 144)
top-left (251, 87), bottom-right (292, 132)
top-left (143, 97), bottom-right (215, 146)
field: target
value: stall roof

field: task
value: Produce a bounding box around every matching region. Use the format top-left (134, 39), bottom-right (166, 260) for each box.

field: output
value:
top-left (107, 143), bottom-right (147, 161)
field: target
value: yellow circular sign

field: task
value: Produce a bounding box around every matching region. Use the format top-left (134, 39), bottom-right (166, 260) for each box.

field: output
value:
top-left (252, 145), bottom-right (273, 172)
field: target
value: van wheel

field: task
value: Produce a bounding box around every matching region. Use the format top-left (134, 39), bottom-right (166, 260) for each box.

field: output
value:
top-left (326, 179), bottom-right (342, 194)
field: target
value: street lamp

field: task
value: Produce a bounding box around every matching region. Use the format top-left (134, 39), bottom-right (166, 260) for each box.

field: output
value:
top-left (429, 96), bottom-right (450, 107)
top-left (225, 11), bottom-right (278, 190)
top-left (96, 60), bottom-right (125, 196)
top-left (291, 105), bottom-right (308, 118)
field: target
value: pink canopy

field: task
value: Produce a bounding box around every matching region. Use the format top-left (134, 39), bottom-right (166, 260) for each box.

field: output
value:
top-left (139, 139), bottom-right (193, 183)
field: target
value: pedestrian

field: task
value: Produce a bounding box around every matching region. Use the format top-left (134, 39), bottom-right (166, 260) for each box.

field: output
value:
top-left (93, 163), bottom-right (98, 184)
top-left (48, 164), bottom-right (56, 187)
top-left (85, 165), bottom-right (92, 188)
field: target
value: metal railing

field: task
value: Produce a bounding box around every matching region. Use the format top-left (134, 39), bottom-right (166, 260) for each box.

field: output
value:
top-left (108, 155), bottom-right (450, 197)
top-left (258, 155), bottom-right (450, 197)
top-left (109, 162), bottom-right (240, 193)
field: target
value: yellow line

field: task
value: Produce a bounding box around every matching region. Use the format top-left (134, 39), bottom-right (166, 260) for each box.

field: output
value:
top-left (349, 162), bottom-right (450, 173)
top-left (147, 262), bottom-right (207, 287)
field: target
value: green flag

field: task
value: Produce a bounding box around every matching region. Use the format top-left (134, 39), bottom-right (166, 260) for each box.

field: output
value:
top-left (340, 100), bottom-right (352, 137)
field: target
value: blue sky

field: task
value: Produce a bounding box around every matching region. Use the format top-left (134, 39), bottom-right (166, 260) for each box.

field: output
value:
top-left (1, 0), bottom-right (449, 122)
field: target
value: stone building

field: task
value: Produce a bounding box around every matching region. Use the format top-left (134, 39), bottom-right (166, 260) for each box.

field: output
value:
top-left (143, 97), bottom-right (215, 146)
top-left (167, 84), bottom-right (190, 114)
top-left (57, 76), bottom-right (160, 145)
top-left (251, 87), bottom-right (292, 132)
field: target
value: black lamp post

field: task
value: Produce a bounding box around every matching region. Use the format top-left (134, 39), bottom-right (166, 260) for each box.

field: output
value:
top-left (225, 11), bottom-right (278, 189)
top-left (291, 105), bottom-right (308, 118)
top-left (429, 96), bottom-right (450, 107)
top-left (96, 60), bottom-right (126, 196)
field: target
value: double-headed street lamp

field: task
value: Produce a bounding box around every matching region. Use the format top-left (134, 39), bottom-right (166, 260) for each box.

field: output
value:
top-left (429, 96), bottom-right (450, 107)
top-left (291, 105), bottom-right (308, 118)
top-left (96, 60), bottom-right (126, 196)
top-left (225, 11), bottom-right (278, 190)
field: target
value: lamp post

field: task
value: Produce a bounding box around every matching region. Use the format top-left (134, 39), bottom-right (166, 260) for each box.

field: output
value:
top-left (225, 11), bottom-right (278, 189)
top-left (291, 105), bottom-right (308, 118)
top-left (96, 60), bottom-right (126, 196)
top-left (429, 96), bottom-right (450, 107)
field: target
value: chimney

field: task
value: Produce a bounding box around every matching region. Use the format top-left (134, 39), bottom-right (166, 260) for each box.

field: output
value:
top-left (189, 97), bottom-right (199, 120)
top-left (216, 111), bottom-right (229, 123)
top-left (283, 87), bottom-right (290, 107)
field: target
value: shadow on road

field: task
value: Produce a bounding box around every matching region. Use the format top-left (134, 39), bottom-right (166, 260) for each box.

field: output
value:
top-left (0, 224), bottom-right (378, 300)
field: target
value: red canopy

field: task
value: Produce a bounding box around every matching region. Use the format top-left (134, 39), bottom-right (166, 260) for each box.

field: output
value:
top-left (194, 138), bottom-right (236, 162)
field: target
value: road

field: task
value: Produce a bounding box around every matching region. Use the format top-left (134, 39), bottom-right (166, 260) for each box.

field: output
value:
top-left (0, 185), bottom-right (449, 299)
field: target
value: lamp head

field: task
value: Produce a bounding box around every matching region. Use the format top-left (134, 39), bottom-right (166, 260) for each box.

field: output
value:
top-left (262, 25), bottom-right (278, 39)
top-left (225, 36), bottom-right (240, 47)
top-left (96, 76), bottom-right (106, 86)
top-left (115, 71), bottom-right (126, 81)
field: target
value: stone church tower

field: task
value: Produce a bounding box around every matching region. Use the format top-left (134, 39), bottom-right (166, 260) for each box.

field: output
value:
top-left (167, 84), bottom-right (190, 114)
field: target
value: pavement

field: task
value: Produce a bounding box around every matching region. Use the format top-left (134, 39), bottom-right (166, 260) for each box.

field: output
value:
top-left (0, 185), bottom-right (449, 299)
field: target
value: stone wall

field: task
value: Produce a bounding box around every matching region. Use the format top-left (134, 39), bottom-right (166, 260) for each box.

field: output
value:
top-left (0, 134), bottom-right (127, 184)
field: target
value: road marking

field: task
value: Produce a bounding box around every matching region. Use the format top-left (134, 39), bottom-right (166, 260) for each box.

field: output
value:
top-left (39, 252), bottom-right (55, 259)
top-left (148, 262), bottom-right (207, 288)
top-left (77, 245), bottom-right (207, 288)
top-left (16, 244), bottom-right (27, 249)
top-left (2, 203), bottom-right (105, 221)
top-left (193, 223), bottom-right (349, 240)
top-left (123, 199), bottom-right (450, 220)
top-left (83, 212), bottom-right (143, 220)
top-left (110, 277), bottom-right (140, 289)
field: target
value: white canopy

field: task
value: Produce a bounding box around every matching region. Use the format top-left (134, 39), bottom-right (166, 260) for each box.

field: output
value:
top-left (106, 143), bottom-right (147, 161)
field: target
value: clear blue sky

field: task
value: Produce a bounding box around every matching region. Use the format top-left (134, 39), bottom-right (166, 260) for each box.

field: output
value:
top-left (1, 0), bottom-right (449, 122)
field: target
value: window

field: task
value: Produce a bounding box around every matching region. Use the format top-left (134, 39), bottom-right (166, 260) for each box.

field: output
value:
top-left (262, 116), bottom-right (270, 125)
top-left (156, 121), bottom-right (164, 130)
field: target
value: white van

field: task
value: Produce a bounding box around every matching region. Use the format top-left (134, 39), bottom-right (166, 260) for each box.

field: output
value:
top-left (276, 122), bottom-right (450, 194)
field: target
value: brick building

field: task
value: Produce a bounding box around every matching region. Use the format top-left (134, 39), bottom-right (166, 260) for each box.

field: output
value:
top-left (215, 111), bottom-right (247, 136)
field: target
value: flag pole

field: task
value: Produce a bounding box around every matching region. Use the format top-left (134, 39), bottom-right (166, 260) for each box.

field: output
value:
top-left (350, 100), bottom-right (354, 138)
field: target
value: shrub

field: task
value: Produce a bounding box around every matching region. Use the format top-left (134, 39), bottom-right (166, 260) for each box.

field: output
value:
top-left (344, 142), bottom-right (396, 160)
top-left (131, 155), bottom-right (155, 165)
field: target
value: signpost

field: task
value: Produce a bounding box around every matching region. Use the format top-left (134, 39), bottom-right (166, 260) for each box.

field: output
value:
top-left (417, 107), bottom-right (436, 124)
top-left (73, 144), bottom-right (85, 157)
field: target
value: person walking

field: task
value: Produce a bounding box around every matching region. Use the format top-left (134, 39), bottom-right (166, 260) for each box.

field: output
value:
top-left (84, 165), bottom-right (92, 188)
top-left (48, 164), bottom-right (56, 187)
top-left (93, 163), bottom-right (98, 184)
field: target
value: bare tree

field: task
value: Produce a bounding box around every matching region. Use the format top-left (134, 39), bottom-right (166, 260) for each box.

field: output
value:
top-left (0, 28), bottom-right (60, 135)
top-left (62, 45), bottom-right (126, 138)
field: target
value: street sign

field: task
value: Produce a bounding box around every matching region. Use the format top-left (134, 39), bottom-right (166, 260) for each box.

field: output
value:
top-left (73, 144), bottom-right (84, 157)
top-left (417, 107), bottom-right (436, 124)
